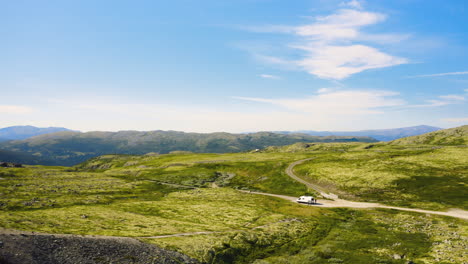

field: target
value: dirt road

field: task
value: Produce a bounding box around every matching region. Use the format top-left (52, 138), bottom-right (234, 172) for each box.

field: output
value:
top-left (285, 158), bottom-right (338, 199)
top-left (250, 158), bottom-right (468, 220)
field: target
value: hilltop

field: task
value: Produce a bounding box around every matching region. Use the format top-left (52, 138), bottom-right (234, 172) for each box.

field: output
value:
top-left (390, 125), bottom-right (468, 145)
top-left (276, 125), bottom-right (442, 141)
top-left (0, 130), bottom-right (376, 166)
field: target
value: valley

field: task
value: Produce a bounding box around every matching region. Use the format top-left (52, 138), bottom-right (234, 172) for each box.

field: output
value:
top-left (0, 126), bottom-right (466, 263)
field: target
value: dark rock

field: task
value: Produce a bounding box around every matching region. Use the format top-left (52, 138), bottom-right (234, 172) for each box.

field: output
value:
top-left (0, 162), bottom-right (23, 168)
top-left (0, 233), bottom-right (199, 264)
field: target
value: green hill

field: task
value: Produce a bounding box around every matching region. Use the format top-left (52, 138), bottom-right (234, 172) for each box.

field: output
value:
top-left (0, 149), bottom-right (54, 165)
top-left (0, 147), bottom-right (466, 263)
top-left (390, 125), bottom-right (468, 145)
top-left (280, 126), bottom-right (468, 211)
top-left (0, 130), bottom-right (376, 166)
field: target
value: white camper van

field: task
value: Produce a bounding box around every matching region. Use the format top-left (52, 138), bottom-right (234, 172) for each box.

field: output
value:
top-left (296, 196), bottom-right (316, 204)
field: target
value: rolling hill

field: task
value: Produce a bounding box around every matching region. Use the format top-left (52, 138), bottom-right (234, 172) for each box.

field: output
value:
top-left (390, 125), bottom-right (467, 145)
top-left (0, 130), bottom-right (376, 166)
top-left (0, 149), bottom-right (54, 165)
top-left (276, 125), bottom-right (442, 141)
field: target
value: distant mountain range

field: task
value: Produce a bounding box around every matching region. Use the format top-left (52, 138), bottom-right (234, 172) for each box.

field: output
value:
top-left (0, 124), bottom-right (452, 166)
top-left (275, 125), bottom-right (442, 141)
top-left (0, 126), bottom-right (73, 141)
top-left (0, 130), bottom-right (376, 166)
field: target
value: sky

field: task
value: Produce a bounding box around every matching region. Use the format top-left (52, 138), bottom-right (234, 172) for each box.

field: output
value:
top-left (2, 0), bottom-right (468, 132)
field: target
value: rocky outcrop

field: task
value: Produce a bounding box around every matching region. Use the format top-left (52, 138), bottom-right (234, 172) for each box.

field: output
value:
top-left (0, 232), bottom-right (198, 264)
top-left (0, 162), bottom-right (22, 168)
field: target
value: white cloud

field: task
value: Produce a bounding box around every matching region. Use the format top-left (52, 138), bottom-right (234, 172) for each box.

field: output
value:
top-left (357, 33), bottom-right (411, 44)
top-left (234, 89), bottom-right (404, 115)
top-left (439, 95), bottom-right (465, 101)
top-left (0, 105), bottom-right (33, 114)
top-left (259, 74), bottom-right (281, 79)
top-left (294, 9), bottom-right (386, 40)
top-left (294, 44), bottom-right (407, 79)
top-left (442, 117), bottom-right (468, 123)
top-left (245, 5), bottom-right (409, 80)
top-left (340, 0), bottom-right (363, 9)
top-left (407, 94), bottom-right (465, 108)
top-left (317, 88), bottom-right (333, 93)
top-left (408, 71), bottom-right (468, 78)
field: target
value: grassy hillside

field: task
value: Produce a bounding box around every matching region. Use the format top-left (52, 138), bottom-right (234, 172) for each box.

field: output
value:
top-left (390, 125), bottom-right (467, 145)
top-left (293, 145), bottom-right (467, 210)
top-left (0, 151), bottom-right (466, 263)
top-left (264, 126), bottom-right (468, 210)
top-left (0, 149), bottom-right (54, 165)
top-left (0, 130), bottom-right (376, 166)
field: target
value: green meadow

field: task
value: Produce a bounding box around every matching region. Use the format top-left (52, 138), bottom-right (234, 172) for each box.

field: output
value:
top-left (292, 145), bottom-right (467, 210)
top-left (0, 139), bottom-right (467, 263)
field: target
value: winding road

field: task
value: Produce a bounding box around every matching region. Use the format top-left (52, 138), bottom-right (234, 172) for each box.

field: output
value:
top-left (246, 158), bottom-right (468, 220)
top-left (2, 158), bottom-right (465, 243)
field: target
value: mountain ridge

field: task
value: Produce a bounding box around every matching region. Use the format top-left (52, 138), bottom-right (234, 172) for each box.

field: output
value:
top-left (274, 125), bottom-right (442, 141)
top-left (0, 130), bottom-right (376, 166)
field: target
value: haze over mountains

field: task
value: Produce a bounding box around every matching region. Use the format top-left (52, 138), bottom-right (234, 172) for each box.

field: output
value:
top-left (0, 124), bottom-right (457, 166)
top-left (276, 125), bottom-right (442, 141)
top-left (0, 130), bottom-right (376, 166)
top-left (0, 125), bottom-right (442, 142)
top-left (0, 126), bottom-right (72, 141)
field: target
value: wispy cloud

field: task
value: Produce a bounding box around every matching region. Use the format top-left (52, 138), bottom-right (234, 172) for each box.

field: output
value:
top-left (439, 95), bottom-right (465, 101)
top-left (234, 89), bottom-right (404, 115)
top-left (0, 105), bottom-right (33, 114)
top-left (259, 74), bottom-right (281, 79)
top-left (408, 94), bottom-right (465, 108)
top-left (293, 8), bottom-right (386, 41)
top-left (340, 0), bottom-right (363, 9)
top-left (244, 1), bottom-right (409, 80)
top-left (442, 117), bottom-right (468, 123)
top-left (407, 71), bottom-right (468, 78)
top-left (234, 89), bottom-right (467, 116)
top-left (317, 88), bottom-right (334, 93)
top-left (294, 44), bottom-right (407, 80)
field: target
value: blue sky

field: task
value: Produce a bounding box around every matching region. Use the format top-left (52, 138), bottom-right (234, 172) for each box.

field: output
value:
top-left (2, 0), bottom-right (467, 132)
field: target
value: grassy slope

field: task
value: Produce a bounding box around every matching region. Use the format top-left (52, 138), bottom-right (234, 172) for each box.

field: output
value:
top-left (390, 125), bottom-right (467, 145)
top-left (283, 144), bottom-right (467, 210)
top-left (0, 149), bottom-right (55, 165)
top-left (267, 126), bottom-right (468, 210)
top-left (0, 150), bottom-right (467, 263)
top-left (75, 152), bottom-right (312, 196)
